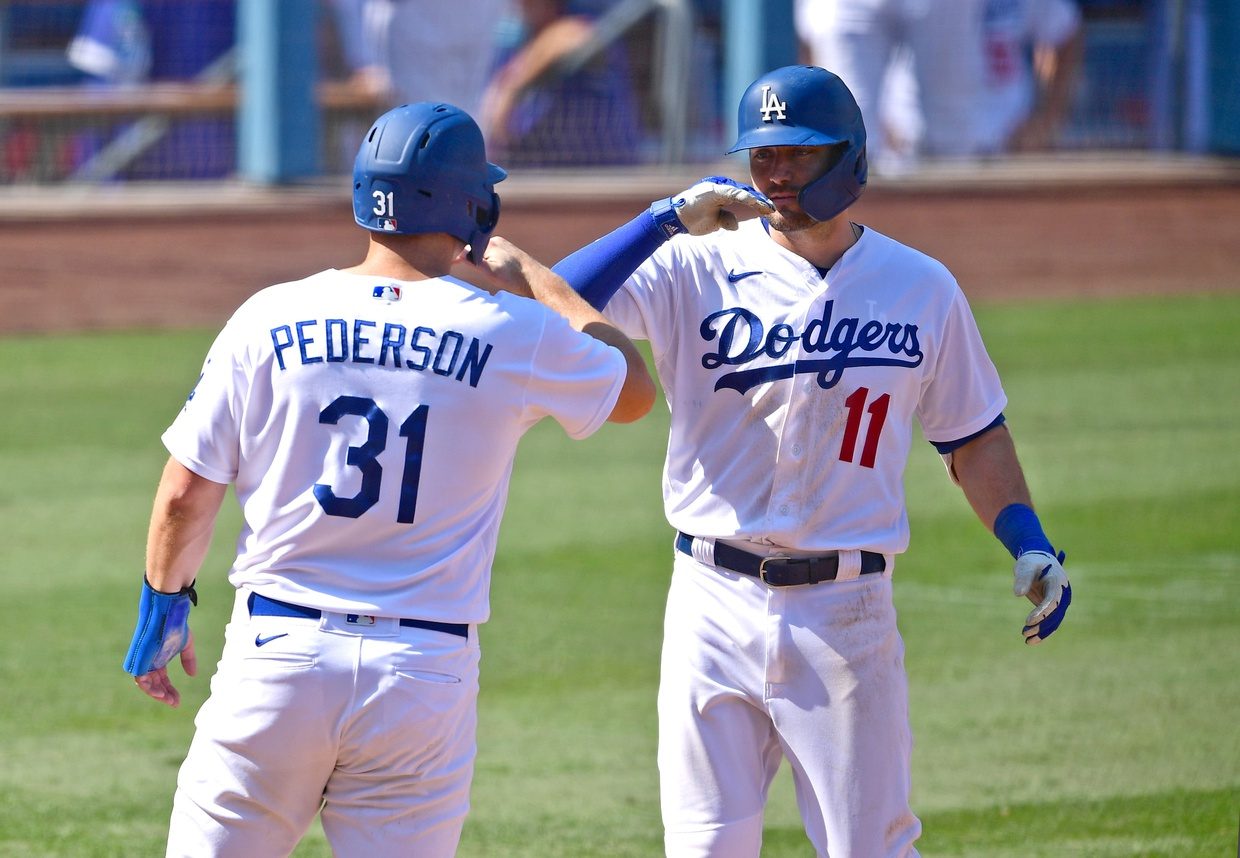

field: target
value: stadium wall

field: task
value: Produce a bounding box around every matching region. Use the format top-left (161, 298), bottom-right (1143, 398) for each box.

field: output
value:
top-left (2, 155), bottom-right (1238, 335)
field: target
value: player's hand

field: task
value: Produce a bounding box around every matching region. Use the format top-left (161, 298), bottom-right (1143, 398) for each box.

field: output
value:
top-left (664, 176), bottom-right (775, 236)
top-left (134, 630), bottom-right (197, 708)
top-left (1013, 550), bottom-right (1071, 645)
top-left (452, 236), bottom-right (535, 298)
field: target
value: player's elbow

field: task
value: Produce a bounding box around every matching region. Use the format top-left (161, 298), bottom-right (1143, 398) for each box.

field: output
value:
top-left (155, 458), bottom-right (229, 519)
top-left (607, 365), bottom-right (656, 424)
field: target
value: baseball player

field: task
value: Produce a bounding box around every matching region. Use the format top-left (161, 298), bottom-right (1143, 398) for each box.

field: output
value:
top-left (122, 101), bottom-right (655, 856)
top-left (553, 65), bottom-right (1072, 856)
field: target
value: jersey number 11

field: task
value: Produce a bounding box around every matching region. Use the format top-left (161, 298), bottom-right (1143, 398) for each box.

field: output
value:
top-left (839, 387), bottom-right (889, 469)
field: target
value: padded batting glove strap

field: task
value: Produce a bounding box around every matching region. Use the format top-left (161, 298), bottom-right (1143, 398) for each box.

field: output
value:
top-left (993, 502), bottom-right (1055, 559)
top-left (651, 176), bottom-right (775, 238)
top-left (123, 576), bottom-right (197, 676)
top-left (649, 195), bottom-right (687, 239)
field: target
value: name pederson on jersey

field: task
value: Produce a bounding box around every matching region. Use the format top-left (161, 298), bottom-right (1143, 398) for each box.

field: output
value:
top-left (162, 270), bottom-right (626, 624)
top-left (604, 220), bottom-right (1006, 556)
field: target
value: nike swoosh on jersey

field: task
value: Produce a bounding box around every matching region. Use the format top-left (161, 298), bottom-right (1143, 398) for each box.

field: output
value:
top-left (726, 269), bottom-right (763, 282)
top-left (255, 633), bottom-right (290, 647)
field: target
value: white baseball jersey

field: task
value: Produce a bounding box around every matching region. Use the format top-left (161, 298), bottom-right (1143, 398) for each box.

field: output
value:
top-left (603, 220), bottom-right (1006, 556)
top-left (162, 268), bottom-right (625, 623)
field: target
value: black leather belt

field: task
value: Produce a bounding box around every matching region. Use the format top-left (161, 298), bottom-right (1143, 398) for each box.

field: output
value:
top-left (248, 592), bottom-right (468, 639)
top-left (676, 532), bottom-right (885, 587)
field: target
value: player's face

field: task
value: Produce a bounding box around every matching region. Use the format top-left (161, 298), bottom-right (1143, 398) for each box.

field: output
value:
top-left (748, 145), bottom-right (840, 232)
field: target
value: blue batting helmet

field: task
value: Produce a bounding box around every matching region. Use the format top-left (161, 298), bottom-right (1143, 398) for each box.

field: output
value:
top-left (353, 102), bottom-right (506, 262)
top-left (727, 65), bottom-right (867, 222)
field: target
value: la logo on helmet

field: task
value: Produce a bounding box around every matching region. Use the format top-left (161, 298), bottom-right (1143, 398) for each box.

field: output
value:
top-left (759, 86), bottom-right (787, 122)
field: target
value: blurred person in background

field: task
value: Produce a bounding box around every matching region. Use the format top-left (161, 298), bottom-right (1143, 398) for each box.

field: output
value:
top-left (478, 0), bottom-right (642, 167)
top-left (67, 0), bottom-right (151, 85)
top-left (64, 0), bottom-right (234, 179)
top-left (795, 0), bottom-right (979, 173)
top-left (970, 0), bottom-right (1084, 154)
top-left (873, 0), bottom-right (1084, 157)
top-left (327, 0), bottom-right (510, 118)
top-left (796, 0), bottom-right (1083, 169)
top-left (67, 0), bottom-right (233, 92)
top-left (324, 0), bottom-right (387, 97)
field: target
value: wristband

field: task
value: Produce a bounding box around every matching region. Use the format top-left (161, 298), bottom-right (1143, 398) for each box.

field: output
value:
top-left (648, 196), bottom-right (686, 239)
top-left (992, 503), bottom-right (1055, 560)
top-left (123, 576), bottom-right (197, 676)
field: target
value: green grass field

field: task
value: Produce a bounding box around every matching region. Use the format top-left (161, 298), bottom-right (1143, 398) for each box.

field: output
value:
top-left (1, 292), bottom-right (1236, 857)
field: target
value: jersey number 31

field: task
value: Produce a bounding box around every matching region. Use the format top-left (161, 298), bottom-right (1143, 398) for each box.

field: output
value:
top-left (313, 395), bottom-right (427, 523)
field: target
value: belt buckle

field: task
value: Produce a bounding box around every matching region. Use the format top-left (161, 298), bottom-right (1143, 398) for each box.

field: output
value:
top-left (758, 555), bottom-right (793, 585)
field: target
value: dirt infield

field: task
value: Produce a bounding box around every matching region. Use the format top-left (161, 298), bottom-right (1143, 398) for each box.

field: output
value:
top-left (2, 168), bottom-right (1238, 335)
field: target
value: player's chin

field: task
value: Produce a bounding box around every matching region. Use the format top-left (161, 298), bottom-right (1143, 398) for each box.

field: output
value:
top-left (767, 209), bottom-right (817, 233)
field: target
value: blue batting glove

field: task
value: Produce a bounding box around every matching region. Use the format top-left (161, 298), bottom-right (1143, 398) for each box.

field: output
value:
top-left (123, 577), bottom-right (197, 675)
top-left (650, 176), bottom-right (774, 238)
top-left (696, 175), bottom-right (773, 208)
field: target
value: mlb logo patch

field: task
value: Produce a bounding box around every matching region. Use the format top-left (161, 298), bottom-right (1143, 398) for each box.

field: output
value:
top-left (346, 614), bottom-right (377, 626)
top-left (379, 217), bottom-right (398, 231)
top-left (372, 284), bottom-right (402, 302)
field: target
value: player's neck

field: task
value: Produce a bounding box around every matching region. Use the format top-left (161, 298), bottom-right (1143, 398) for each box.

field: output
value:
top-left (772, 214), bottom-right (861, 271)
top-left (345, 234), bottom-right (462, 281)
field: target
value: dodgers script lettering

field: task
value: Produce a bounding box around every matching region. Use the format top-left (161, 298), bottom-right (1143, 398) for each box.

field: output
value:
top-left (700, 300), bottom-right (923, 394)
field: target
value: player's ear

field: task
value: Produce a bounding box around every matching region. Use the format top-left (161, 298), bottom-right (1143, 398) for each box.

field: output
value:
top-left (445, 233), bottom-right (471, 266)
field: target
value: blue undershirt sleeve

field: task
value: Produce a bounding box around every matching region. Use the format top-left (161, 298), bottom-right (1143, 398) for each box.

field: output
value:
top-left (553, 212), bottom-right (669, 311)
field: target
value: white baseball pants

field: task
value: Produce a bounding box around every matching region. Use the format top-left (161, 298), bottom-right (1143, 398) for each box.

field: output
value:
top-left (165, 590), bottom-right (480, 857)
top-left (658, 551), bottom-right (921, 857)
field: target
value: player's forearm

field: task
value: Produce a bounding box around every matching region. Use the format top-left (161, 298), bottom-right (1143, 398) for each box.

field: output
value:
top-left (145, 457), bottom-right (227, 592)
top-left (949, 425), bottom-right (1034, 531)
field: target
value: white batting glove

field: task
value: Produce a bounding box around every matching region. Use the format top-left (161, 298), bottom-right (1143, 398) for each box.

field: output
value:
top-left (650, 176), bottom-right (774, 238)
top-left (1013, 550), bottom-right (1072, 645)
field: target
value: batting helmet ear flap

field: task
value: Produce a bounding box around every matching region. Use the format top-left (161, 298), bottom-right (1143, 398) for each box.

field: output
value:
top-left (798, 140), bottom-right (868, 222)
top-left (465, 191), bottom-right (501, 264)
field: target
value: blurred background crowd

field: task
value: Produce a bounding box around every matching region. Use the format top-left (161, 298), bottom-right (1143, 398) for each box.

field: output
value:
top-left (0, 0), bottom-right (1230, 184)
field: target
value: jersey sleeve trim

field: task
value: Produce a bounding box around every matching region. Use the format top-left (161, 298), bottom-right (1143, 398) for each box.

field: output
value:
top-left (929, 412), bottom-right (1006, 454)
